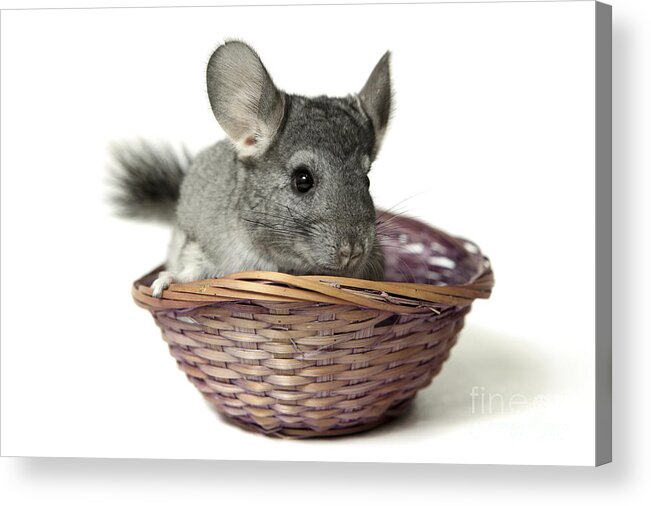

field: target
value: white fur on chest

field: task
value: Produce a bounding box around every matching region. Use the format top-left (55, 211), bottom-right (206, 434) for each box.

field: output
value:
top-left (151, 226), bottom-right (278, 297)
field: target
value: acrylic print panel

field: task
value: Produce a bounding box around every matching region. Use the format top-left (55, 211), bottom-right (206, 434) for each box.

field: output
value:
top-left (0, 1), bottom-right (610, 465)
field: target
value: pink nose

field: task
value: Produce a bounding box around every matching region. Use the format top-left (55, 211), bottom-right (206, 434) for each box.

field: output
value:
top-left (337, 240), bottom-right (364, 269)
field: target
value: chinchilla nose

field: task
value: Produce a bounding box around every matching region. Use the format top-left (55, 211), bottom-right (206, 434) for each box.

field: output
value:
top-left (337, 239), bottom-right (365, 269)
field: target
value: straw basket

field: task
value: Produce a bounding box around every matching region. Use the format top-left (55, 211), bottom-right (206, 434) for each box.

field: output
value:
top-left (132, 213), bottom-right (494, 438)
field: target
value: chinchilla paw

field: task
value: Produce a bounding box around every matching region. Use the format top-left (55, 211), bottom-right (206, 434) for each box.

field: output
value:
top-left (151, 271), bottom-right (175, 298)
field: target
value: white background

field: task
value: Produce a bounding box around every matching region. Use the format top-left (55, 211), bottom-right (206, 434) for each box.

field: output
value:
top-left (1, 0), bottom-right (649, 503)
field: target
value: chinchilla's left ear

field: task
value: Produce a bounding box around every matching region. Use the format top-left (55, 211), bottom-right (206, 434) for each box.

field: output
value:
top-left (358, 51), bottom-right (392, 159)
top-left (207, 40), bottom-right (285, 158)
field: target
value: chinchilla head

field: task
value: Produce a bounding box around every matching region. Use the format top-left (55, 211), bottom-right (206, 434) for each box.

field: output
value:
top-left (206, 40), bottom-right (391, 277)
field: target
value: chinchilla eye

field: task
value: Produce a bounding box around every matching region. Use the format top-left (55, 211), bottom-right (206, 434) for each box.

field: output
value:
top-left (365, 175), bottom-right (370, 188)
top-left (293, 166), bottom-right (314, 193)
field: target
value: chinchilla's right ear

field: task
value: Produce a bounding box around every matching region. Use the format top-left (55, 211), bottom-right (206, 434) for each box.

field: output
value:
top-left (358, 51), bottom-right (392, 159)
top-left (207, 40), bottom-right (285, 158)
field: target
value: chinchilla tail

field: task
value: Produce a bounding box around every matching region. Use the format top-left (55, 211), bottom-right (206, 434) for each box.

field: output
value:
top-left (108, 141), bottom-right (189, 223)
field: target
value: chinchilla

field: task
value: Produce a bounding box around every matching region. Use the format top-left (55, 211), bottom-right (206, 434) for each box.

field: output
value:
top-left (110, 40), bottom-right (392, 297)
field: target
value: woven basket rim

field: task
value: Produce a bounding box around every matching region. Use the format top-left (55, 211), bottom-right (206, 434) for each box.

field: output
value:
top-left (133, 261), bottom-right (493, 314)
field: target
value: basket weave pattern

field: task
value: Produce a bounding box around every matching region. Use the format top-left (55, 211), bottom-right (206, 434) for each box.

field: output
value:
top-left (133, 214), bottom-right (493, 438)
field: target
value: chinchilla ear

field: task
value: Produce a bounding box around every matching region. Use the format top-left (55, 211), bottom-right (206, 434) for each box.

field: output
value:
top-left (358, 51), bottom-right (392, 158)
top-left (207, 41), bottom-right (285, 157)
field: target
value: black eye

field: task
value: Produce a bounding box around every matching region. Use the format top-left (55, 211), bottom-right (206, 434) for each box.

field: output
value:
top-left (365, 175), bottom-right (370, 188)
top-left (293, 166), bottom-right (314, 193)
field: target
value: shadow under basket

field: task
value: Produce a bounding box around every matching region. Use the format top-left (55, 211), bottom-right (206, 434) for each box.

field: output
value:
top-left (132, 213), bottom-right (494, 439)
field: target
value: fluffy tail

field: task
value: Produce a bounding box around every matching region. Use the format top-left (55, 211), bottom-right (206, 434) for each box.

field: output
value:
top-left (108, 142), bottom-right (189, 223)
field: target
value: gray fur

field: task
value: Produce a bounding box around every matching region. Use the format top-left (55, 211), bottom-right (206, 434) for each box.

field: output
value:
top-left (111, 41), bottom-right (392, 296)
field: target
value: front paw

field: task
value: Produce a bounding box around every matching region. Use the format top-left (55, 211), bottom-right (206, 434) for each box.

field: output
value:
top-left (151, 271), bottom-right (175, 298)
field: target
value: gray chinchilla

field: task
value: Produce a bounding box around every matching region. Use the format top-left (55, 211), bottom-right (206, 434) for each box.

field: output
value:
top-left (110, 40), bottom-right (392, 297)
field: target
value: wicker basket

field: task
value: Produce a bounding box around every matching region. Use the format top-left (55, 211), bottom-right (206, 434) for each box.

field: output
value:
top-left (132, 213), bottom-right (494, 438)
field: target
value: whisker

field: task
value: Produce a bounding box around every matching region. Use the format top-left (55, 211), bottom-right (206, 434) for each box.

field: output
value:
top-left (375, 195), bottom-right (419, 222)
